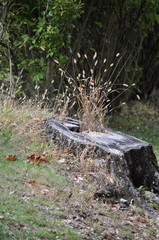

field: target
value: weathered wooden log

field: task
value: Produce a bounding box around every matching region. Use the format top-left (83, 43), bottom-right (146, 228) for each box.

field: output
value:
top-left (44, 118), bottom-right (159, 203)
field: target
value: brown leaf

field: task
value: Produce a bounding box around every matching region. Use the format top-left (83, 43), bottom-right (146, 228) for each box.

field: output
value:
top-left (64, 148), bottom-right (73, 155)
top-left (6, 155), bottom-right (17, 161)
top-left (27, 180), bottom-right (36, 186)
top-left (27, 154), bottom-right (49, 165)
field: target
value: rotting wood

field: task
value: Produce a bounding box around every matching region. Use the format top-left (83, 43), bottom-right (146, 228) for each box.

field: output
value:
top-left (44, 117), bottom-right (159, 204)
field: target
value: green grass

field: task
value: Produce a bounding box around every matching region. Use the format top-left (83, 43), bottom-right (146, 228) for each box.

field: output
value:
top-left (0, 99), bottom-right (159, 240)
top-left (109, 101), bottom-right (159, 161)
top-left (0, 100), bottom-right (81, 240)
top-left (0, 159), bottom-right (78, 239)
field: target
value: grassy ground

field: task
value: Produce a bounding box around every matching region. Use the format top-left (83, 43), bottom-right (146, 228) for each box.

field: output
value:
top-left (0, 100), bottom-right (159, 240)
top-left (109, 101), bottom-right (159, 161)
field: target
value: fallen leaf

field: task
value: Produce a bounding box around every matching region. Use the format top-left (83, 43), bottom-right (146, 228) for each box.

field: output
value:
top-left (27, 180), bottom-right (36, 186)
top-left (64, 148), bottom-right (73, 155)
top-left (6, 155), bottom-right (17, 161)
top-left (27, 154), bottom-right (49, 165)
top-left (139, 218), bottom-right (150, 224)
top-left (27, 180), bottom-right (51, 188)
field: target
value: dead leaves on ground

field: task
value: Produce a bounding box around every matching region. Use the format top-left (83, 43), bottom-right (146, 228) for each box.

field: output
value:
top-left (6, 155), bottom-right (18, 161)
top-left (27, 154), bottom-right (49, 165)
top-left (27, 180), bottom-right (37, 186)
top-left (27, 179), bottom-right (51, 197)
top-left (63, 148), bottom-right (73, 155)
top-left (27, 180), bottom-right (50, 188)
top-left (5, 153), bottom-right (49, 166)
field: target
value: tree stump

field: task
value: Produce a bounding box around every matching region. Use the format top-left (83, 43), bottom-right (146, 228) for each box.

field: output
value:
top-left (44, 118), bottom-right (159, 204)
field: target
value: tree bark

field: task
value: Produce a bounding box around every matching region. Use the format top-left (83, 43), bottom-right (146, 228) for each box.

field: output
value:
top-left (44, 117), bottom-right (159, 204)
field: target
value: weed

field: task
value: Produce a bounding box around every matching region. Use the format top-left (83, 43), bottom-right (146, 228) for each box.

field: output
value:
top-left (54, 52), bottom-right (138, 131)
top-left (0, 129), bottom-right (12, 145)
top-left (64, 228), bottom-right (81, 240)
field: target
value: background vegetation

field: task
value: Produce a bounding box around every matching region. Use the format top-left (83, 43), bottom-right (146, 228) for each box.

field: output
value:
top-left (1, 1), bottom-right (159, 238)
top-left (1, 0), bottom-right (159, 108)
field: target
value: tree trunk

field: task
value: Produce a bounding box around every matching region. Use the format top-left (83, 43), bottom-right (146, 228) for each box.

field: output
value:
top-left (44, 118), bottom-right (159, 204)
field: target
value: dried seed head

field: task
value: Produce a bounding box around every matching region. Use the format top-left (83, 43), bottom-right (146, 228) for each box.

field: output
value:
top-left (90, 69), bottom-right (93, 74)
top-left (93, 52), bottom-right (97, 60)
top-left (0, 83), bottom-right (4, 89)
top-left (136, 94), bottom-right (140, 100)
top-left (104, 69), bottom-right (107, 72)
top-left (73, 58), bottom-right (77, 64)
top-left (116, 53), bottom-right (120, 57)
top-left (90, 81), bottom-right (94, 86)
top-left (44, 89), bottom-right (48, 94)
top-left (123, 83), bottom-right (128, 87)
top-left (110, 63), bottom-right (114, 67)
top-left (40, 47), bottom-right (45, 51)
top-left (94, 60), bottom-right (98, 66)
top-left (54, 59), bottom-right (59, 64)
top-left (68, 78), bottom-right (72, 84)
top-left (103, 58), bottom-right (107, 63)
top-left (84, 54), bottom-right (88, 59)
top-left (77, 53), bottom-right (81, 58)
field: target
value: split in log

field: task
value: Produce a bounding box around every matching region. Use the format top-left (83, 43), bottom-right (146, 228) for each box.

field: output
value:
top-left (44, 117), bottom-right (159, 204)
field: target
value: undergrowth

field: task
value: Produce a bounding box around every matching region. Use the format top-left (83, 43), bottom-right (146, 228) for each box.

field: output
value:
top-left (0, 99), bottom-right (159, 240)
top-left (53, 52), bottom-right (138, 131)
top-left (110, 101), bottom-right (159, 161)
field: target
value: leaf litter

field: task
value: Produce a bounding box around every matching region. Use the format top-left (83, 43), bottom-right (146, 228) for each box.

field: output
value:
top-left (1, 149), bottom-right (159, 239)
top-left (1, 101), bottom-right (159, 239)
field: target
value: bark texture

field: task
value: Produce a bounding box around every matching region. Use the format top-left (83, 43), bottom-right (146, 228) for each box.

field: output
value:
top-left (44, 118), bottom-right (159, 203)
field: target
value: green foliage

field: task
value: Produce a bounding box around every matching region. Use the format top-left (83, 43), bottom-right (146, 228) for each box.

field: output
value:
top-left (0, 0), bottom-right (83, 98)
top-left (0, 0), bottom-right (159, 103)
top-left (109, 101), bottom-right (159, 161)
top-left (0, 129), bottom-right (12, 145)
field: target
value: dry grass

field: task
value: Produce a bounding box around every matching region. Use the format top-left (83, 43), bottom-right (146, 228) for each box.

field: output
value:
top-left (0, 99), bottom-right (159, 240)
top-left (54, 52), bottom-right (138, 132)
top-left (0, 99), bottom-right (54, 157)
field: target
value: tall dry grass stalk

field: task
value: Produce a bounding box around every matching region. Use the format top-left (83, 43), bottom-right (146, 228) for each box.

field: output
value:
top-left (0, 51), bottom-right (139, 132)
top-left (54, 52), bottom-right (139, 132)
